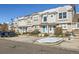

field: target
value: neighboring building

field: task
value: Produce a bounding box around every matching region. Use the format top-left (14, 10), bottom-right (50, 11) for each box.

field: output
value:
top-left (13, 5), bottom-right (79, 34)
top-left (13, 17), bottom-right (27, 34)
top-left (0, 23), bottom-right (8, 31)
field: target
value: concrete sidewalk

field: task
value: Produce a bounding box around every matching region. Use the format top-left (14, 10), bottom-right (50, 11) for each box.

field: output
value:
top-left (57, 37), bottom-right (79, 51)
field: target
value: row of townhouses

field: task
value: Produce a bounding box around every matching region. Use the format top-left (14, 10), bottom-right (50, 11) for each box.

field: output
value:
top-left (13, 5), bottom-right (79, 34)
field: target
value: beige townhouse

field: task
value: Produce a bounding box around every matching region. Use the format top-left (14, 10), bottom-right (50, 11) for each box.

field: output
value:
top-left (37, 5), bottom-right (76, 34)
top-left (13, 5), bottom-right (79, 35)
top-left (25, 16), bottom-right (32, 32)
top-left (31, 13), bottom-right (42, 32)
top-left (13, 16), bottom-right (27, 34)
top-left (13, 15), bottom-right (33, 34)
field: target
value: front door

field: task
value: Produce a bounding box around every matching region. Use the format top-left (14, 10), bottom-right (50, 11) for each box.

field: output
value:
top-left (43, 26), bottom-right (47, 33)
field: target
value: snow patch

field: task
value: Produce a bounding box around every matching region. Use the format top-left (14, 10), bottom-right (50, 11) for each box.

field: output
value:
top-left (36, 37), bottom-right (64, 43)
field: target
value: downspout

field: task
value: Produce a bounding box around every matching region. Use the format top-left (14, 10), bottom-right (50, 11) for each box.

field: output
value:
top-left (47, 13), bottom-right (49, 34)
top-left (71, 4), bottom-right (76, 32)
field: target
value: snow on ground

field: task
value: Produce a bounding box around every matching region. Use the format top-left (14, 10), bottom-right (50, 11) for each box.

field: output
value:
top-left (36, 37), bottom-right (64, 43)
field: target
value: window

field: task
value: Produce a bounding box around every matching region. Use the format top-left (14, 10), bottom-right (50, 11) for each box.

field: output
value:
top-left (49, 26), bottom-right (52, 31)
top-left (22, 27), bottom-right (27, 30)
top-left (59, 12), bottom-right (67, 19)
top-left (63, 12), bottom-right (67, 18)
top-left (34, 17), bottom-right (38, 21)
top-left (43, 16), bottom-right (47, 21)
top-left (35, 26), bottom-right (37, 28)
top-left (59, 13), bottom-right (62, 19)
top-left (43, 26), bottom-right (45, 28)
top-left (51, 15), bottom-right (53, 17)
top-left (19, 27), bottom-right (22, 29)
top-left (77, 24), bottom-right (79, 28)
top-left (72, 23), bottom-right (76, 29)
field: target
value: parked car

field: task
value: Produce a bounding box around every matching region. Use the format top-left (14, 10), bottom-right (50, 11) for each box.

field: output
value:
top-left (0, 31), bottom-right (5, 37)
top-left (0, 31), bottom-right (3, 37)
top-left (8, 31), bottom-right (18, 37)
top-left (0, 31), bottom-right (18, 37)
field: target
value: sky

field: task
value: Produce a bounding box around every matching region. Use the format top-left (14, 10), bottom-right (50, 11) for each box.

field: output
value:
top-left (0, 4), bottom-right (79, 24)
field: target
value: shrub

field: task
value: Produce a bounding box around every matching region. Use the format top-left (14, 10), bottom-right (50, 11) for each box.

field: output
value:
top-left (16, 32), bottom-right (20, 35)
top-left (59, 34), bottom-right (64, 37)
top-left (44, 33), bottom-right (49, 37)
top-left (9, 45), bottom-right (16, 48)
top-left (54, 27), bottom-right (63, 36)
top-left (64, 31), bottom-right (75, 37)
top-left (64, 31), bottom-right (69, 37)
top-left (23, 32), bottom-right (31, 34)
top-left (23, 32), bottom-right (27, 34)
top-left (31, 29), bottom-right (40, 35)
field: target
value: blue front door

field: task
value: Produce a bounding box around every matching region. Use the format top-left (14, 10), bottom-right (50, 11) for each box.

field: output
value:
top-left (43, 26), bottom-right (47, 33)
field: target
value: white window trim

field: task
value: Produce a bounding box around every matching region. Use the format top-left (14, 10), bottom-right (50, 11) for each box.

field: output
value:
top-left (58, 12), bottom-right (68, 21)
top-left (42, 15), bottom-right (48, 22)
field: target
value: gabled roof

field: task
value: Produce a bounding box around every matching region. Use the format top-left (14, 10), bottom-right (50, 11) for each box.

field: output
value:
top-left (39, 5), bottom-right (72, 14)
